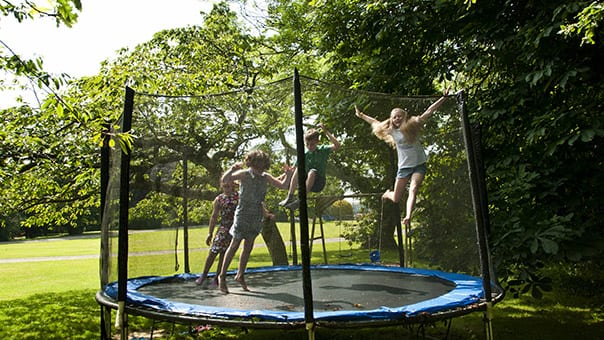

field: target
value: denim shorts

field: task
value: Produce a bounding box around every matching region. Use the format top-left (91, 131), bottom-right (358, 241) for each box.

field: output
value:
top-left (396, 163), bottom-right (427, 179)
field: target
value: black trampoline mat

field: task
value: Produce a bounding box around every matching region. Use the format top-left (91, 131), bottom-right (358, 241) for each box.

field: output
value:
top-left (137, 268), bottom-right (455, 312)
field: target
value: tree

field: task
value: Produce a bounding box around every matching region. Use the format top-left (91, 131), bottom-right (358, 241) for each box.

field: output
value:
top-left (265, 1), bottom-right (462, 251)
top-left (452, 0), bottom-right (603, 295)
top-left (1, 2), bottom-right (293, 236)
top-left (266, 0), bottom-right (604, 292)
top-left (1, 1), bottom-right (87, 238)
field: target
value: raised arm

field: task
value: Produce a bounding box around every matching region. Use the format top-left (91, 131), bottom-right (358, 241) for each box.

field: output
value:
top-left (417, 87), bottom-right (450, 124)
top-left (221, 162), bottom-right (244, 183)
top-left (354, 105), bottom-right (380, 125)
top-left (318, 123), bottom-right (341, 152)
top-left (266, 165), bottom-right (294, 190)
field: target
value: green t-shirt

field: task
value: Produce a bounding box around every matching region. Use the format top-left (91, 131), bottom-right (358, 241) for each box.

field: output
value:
top-left (304, 145), bottom-right (331, 177)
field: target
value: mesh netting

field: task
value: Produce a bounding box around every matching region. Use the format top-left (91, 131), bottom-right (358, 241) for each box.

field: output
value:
top-left (100, 74), bottom-right (492, 290)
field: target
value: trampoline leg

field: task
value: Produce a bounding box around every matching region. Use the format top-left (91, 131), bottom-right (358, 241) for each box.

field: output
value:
top-left (100, 305), bottom-right (111, 340)
top-left (115, 301), bottom-right (128, 339)
top-left (483, 302), bottom-right (494, 340)
top-left (445, 318), bottom-right (452, 339)
top-left (306, 322), bottom-right (315, 340)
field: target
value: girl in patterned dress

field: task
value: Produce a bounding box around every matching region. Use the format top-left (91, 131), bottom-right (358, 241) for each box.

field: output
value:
top-left (195, 180), bottom-right (239, 289)
top-left (218, 150), bottom-right (292, 294)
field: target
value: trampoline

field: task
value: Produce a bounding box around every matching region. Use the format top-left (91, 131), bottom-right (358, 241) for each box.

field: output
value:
top-left (98, 72), bottom-right (503, 338)
top-left (96, 264), bottom-right (493, 329)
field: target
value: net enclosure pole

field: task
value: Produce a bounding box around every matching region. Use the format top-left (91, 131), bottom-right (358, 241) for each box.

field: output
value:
top-left (183, 152), bottom-right (190, 273)
top-left (458, 90), bottom-right (495, 340)
top-left (100, 124), bottom-right (111, 340)
top-left (293, 69), bottom-right (315, 338)
top-left (117, 86), bottom-right (134, 339)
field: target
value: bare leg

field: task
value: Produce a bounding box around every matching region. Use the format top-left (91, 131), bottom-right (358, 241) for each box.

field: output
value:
top-left (305, 170), bottom-right (317, 192)
top-left (234, 237), bottom-right (256, 291)
top-left (197, 251), bottom-right (218, 285)
top-left (382, 177), bottom-right (409, 203)
top-left (402, 172), bottom-right (425, 226)
top-left (218, 238), bottom-right (242, 294)
top-left (287, 169), bottom-right (298, 196)
top-left (280, 169), bottom-right (298, 206)
top-left (213, 252), bottom-right (225, 286)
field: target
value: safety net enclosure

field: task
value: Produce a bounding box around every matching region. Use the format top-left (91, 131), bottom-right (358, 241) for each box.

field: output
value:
top-left (97, 72), bottom-right (502, 337)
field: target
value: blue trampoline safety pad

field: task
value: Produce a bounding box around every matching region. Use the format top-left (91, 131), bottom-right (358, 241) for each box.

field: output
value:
top-left (103, 264), bottom-right (485, 323)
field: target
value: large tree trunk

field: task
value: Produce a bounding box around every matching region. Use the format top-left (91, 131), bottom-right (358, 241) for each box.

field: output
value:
top-left (261, 218), bottom-right (289, 266)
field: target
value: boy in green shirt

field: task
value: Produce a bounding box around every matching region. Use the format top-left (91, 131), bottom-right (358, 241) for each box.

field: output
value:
top-left (279, 123), bottom-right (341, 209)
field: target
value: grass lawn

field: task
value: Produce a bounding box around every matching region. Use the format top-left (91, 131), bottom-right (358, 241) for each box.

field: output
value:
top-left (1, 226), bottom-right (603, 339)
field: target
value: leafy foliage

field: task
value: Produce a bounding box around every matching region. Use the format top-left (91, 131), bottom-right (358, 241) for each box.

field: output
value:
top-left (267, 0), bottom-right (604, 295)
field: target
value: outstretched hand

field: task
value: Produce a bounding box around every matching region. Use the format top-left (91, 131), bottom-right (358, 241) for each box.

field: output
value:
top-left (354, 105), bottom-right (363, 118)
top-left (285, 164), bottom-right (294, 174)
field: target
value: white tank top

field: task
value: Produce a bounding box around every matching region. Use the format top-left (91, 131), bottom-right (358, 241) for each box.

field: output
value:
top-left (391, 129), bottom-right (427, 169)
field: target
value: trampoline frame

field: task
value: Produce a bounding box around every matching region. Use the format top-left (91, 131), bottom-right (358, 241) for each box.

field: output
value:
top-left (96, 264), bottom-right (496, 329)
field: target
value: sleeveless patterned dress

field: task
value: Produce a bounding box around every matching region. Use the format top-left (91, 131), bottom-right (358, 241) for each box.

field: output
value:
top-left (209, 191), bottom-right (239, 254)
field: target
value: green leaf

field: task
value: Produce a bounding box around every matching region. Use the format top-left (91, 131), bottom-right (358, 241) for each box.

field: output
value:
top-left (580, 129), bottom-right (595, 142)
top-left (540, 238), bottom-right (559, 254)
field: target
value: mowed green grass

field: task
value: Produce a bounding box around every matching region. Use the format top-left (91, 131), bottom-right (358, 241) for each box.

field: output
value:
top-left (2, 224), bottom-right (604, 339)
top-left (0, 237), bottom-right (100, 259)
top-left (0, 221), bottom-right (375, 301)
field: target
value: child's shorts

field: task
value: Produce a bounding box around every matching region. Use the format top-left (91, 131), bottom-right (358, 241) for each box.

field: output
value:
top-left (396, 163), bottom-right (427, 179)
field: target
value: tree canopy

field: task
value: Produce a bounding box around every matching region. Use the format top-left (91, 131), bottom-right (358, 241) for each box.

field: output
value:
top-left (266, 0), bottom-right (603, 293)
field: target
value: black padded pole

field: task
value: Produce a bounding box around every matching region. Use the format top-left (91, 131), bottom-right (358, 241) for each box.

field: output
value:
top-left (117, 86), bottom-right (134, 338)
top-left (100, 124), bottom-right (110, 339)
top-left (293, 69), bottom-right (315, 335)
top-left (458, 90), bottom-right (496, 340)
top-left (183, 153), bottom-right (189, 273)
top-left (458, 90), bottom-right (493, 301)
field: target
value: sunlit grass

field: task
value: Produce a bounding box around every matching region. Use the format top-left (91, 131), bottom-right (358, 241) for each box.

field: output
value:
top-left (2, 229), bottom-right (604, 339)
top-left (0, 224), bottom-right (373, 301)
top-left (0, 236), bottom-right (100, 259)
top-left (0, 259), bottom-right (98, 301)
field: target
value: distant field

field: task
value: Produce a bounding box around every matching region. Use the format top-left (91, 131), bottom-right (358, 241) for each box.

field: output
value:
top-left (0, 221), bottom-right (376, 301)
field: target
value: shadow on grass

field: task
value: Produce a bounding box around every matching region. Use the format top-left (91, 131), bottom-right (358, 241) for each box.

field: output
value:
top-left (0, 289), bottom-right (99, 340)
top-left (487, 295), bottom-right (604, 340)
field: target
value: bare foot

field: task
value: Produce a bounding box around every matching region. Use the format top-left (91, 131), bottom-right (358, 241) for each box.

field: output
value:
top-left (234, 276), bottom-right (250, 291)
top-left (218, 276), bottom-right (229, 294)
top-left (209, 279), bottom-right (219, 289)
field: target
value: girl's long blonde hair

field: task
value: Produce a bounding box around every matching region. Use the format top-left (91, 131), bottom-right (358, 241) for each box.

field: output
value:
top-left (372, 108), bottom-right (421, 148)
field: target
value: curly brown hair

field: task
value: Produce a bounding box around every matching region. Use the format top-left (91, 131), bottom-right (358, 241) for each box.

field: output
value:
top-left (244, 150), bottom-right (271, 171)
